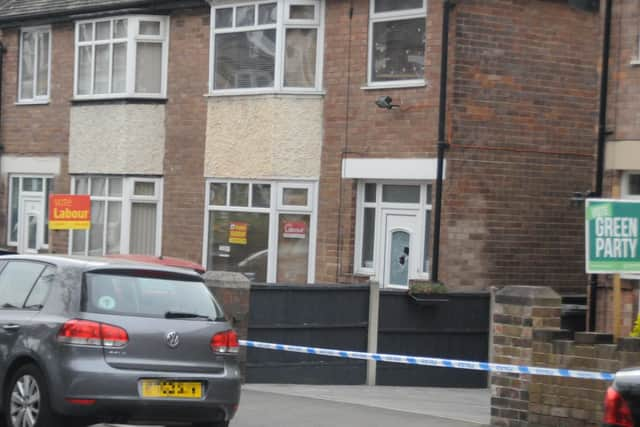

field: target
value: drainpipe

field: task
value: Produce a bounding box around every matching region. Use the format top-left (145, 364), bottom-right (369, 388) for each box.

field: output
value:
top-left (431, 0), bottom-right (453, 283)
top-left (589, 0), bottom-right (612, 331)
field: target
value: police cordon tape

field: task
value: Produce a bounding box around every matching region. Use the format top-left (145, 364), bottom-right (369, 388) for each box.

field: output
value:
top-left (239, 340), bottom-right (615, 381)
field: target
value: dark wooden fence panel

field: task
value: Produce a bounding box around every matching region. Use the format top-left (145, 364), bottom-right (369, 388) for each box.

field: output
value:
top-left (376, 291), bottom-right (490, 388)
top-left (246, 284), bottom-right (369, 384)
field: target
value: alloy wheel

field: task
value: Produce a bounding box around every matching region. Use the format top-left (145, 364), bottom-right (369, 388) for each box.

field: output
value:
top-left (10, 374), bottom-right (40, 427)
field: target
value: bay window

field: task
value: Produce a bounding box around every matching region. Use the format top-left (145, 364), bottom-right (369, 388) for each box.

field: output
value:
top-left (18, 27), bottom-right (51, 103)
top-left (74, 16), bottom-right (169, 98)
top-left (205, 180), bottom-right (317, 283)
top-left (211, 0), bottom-right (323, 93)
top-left (70, 176), bottom-right (162, 256)
top-left (368, 0), bottom-right (426, 86)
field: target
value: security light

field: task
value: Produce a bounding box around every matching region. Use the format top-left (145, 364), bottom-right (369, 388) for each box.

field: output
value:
top-left (375, 96), bottom-right (399, 110)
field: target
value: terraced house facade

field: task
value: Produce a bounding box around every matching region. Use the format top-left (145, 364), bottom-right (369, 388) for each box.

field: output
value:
top-left (0, 0), bottom-right (604, 297)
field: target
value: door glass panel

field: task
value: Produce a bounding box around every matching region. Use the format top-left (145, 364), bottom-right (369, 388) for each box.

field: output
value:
top-left (389, 230), bottom-right (410, 286)
top-left (423, 212), bottom-right (431, 273)
top-left (22, 178), bottom-right (43, 192)
top-left (365, 183), bottom-right (377, 203)
top-left (382, 185), bottom-right (420, 203)
top-left (277, 214), bottom-right (310, 283)
top-left (207, 211), bottom-right (269, 282)
top-left (27, 215), bottom-right (37, 251)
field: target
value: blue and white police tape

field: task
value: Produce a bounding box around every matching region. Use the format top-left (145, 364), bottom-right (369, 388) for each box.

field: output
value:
top-left (239, 340), bottom-right (615, 382)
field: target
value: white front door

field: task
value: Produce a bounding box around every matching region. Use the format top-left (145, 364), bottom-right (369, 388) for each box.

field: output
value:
top-left (18, 198), bottom-right (43, 254)
top-left (382, 211), bottom-right (419, 287)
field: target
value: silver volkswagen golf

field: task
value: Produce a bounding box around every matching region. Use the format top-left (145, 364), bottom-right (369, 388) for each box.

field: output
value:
top-left (0, 255), bottom-right (241, 427)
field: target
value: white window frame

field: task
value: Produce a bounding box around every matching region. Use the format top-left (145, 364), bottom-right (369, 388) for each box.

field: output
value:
top-left (7, 175), bottom-right (53, 249)
top-left (354, 181), bottom-right (432, 287)
top-left (68, 176), bottom-right (163, 256)
top-left (18, 26), bottom-right (52, 104)
top-left (73, 16), bottom-right (170, 100)
top-left (367, 0), bottom-right (427, 88)
top-left (209, 0), bottom-right (325, 96)
top-left (203, 179), bottom-right (318, 283)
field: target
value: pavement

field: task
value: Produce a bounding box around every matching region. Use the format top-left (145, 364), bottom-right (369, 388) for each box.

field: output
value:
top-left (240, 384), bottom-right (491, 425)
top-left (100, 384), bottom-right (490, 427)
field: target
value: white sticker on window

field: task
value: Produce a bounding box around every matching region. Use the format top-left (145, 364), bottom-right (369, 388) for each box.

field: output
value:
top-left (98, 295), bottom-right (116, 310)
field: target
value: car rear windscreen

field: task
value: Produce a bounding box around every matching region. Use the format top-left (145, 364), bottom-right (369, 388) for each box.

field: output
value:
top-left (83, 271), bottom-right (225, 320)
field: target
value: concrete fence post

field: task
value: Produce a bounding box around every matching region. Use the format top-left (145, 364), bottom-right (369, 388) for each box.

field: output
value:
top-left (366, 281), bottom-right (380, 386)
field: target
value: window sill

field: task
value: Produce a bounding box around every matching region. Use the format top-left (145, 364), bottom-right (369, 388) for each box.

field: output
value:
top-left (630, 59), bottom-right (640, 67)
top-left (15, 100), bottom-right (50, 106)
top-left (206, 89), bottom-right (326, 98)
top-left (361, 81), bottom-right (428, 91)
top-left (71, 96), bottom-right (167, 105)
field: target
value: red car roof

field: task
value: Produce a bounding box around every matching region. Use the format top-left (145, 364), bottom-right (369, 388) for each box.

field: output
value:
top-left (106, 254), bottom-right (206, 274)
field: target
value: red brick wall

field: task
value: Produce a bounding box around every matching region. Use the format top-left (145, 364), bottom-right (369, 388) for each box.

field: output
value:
top-left (0, 24), bottom-right (73, 253)
top-left (316, 0), bottom-right (600, 292)
top-left (444, 0), bottom-right (600, 293)
top-left (161, 8), bottom-right (210, 264)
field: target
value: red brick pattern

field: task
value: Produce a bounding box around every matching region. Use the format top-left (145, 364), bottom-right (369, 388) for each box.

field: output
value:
top-left (162, 9), bottom-right (210, 264)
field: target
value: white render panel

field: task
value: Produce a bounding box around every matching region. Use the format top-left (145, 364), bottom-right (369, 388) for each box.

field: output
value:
top-left (69, 104), bottom-right (165, 174)
top-left (605, 140), bottom-right (640, 171)
top-left (1, 156), bottom-right (61, 176)
top-left (342, 158), bottom-right (444, 180)
top-left (205, 95), bottom-right (323, 179)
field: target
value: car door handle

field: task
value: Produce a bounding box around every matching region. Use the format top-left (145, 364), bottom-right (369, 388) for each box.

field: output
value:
top-left (2, 324), bottom-right (20, 332)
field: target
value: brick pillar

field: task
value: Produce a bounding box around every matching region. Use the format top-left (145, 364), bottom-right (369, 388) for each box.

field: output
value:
top-left (491, 286), bottom-right (562, 427)
top-left (203, 271), bottom-right (251, 381)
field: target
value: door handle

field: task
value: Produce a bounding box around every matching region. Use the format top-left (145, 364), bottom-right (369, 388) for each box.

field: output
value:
top-left (2, 324), bottom-right (20, 332)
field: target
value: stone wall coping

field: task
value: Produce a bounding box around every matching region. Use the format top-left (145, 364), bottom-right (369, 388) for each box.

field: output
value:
top-left (495, 286), bottom-right (561, 307)
top-left (203, 271), bottom-right (251, 289)
top-left (574, 332), bottom-right (615, 345)
top-left (532, 328), bottom-right (573, 342)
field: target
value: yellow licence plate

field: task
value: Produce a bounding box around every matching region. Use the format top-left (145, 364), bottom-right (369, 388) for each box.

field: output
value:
top-left (140, 380), bottom-right (203, 399)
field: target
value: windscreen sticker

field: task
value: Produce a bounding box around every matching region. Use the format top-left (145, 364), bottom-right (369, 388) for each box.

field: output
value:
top-left (98, 295), bottom-right (116, 310)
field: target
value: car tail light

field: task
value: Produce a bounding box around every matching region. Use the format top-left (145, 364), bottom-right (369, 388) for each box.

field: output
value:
top-left (211, 330), bottom-right (239, 354)
top-left (58, 320), bottom-right (128, 348)
top-left (604, 387), bottom-right (633, 427)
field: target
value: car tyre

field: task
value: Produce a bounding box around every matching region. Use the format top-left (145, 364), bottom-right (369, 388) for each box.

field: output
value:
top-left (4, 364), bottom-right (64, 427)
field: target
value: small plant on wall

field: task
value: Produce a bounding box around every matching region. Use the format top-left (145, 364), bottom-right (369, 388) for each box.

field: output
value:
top-left (408, 280), bottom-right (448, 296)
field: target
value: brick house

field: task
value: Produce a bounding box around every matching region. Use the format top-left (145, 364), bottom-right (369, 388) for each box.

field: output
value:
top-left (0, 0), bottom-right (604, 296)
top-left (315, 0), bottom-right (601, 294)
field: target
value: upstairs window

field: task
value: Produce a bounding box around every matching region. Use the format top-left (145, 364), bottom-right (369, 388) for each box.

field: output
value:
top-left (18, 27), bottom-right (51, 103)
top-left (211, 0), bottom-right (323, 93)
top-left (368, 0), bottom-right (426, 86)
top-left (74, 16), bottom-right (169, 99)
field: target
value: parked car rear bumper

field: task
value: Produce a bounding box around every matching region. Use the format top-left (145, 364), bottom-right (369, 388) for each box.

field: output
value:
top-left (50, 355), bottom-right (241, 423)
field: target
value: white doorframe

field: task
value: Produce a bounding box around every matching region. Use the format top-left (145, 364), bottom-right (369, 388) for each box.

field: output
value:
top-left (18, 197), bottom-right (44, 254)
